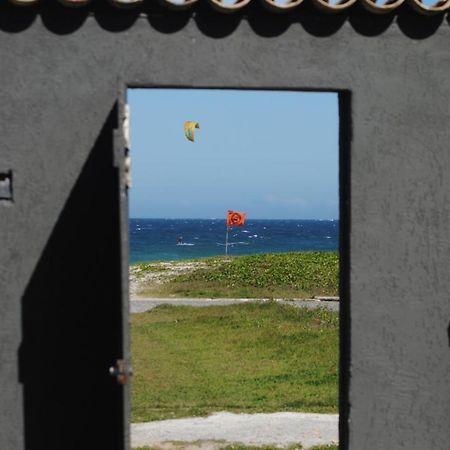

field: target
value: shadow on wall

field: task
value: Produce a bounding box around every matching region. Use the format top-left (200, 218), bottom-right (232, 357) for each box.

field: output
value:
top-left (18, 104), bottom-right (125, 450)
top-left (0, 0), bottom-right (446, 39)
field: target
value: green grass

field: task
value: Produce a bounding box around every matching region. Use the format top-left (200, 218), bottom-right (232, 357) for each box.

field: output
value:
top-left (136, 251), bottom-right (339, 299)
top-left (131, 302), bottom-right (338, 422)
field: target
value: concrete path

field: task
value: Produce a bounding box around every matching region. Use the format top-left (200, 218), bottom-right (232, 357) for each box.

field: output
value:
top-left (131, 412), bottom-right (338, 449)
top-left (130, 298), bottom-right (339, 313)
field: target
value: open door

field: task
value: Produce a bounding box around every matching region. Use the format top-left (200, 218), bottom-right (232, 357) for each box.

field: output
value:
top-left (114, 87), bottom-right (132, 450)
top-left (19, 95), bottom-right (131, 450)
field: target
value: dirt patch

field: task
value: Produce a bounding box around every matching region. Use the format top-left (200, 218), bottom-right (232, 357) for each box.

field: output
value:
top-left (130, 260), bottom-right (223, 298)
top-left (131, 412), bottom-right (338, 449)
top-left (136, 440), bottom-right (228, 450)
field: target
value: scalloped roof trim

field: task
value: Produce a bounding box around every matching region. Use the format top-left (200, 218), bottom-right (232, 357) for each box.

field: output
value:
top-left (8, 0), bottom-right (450, 15)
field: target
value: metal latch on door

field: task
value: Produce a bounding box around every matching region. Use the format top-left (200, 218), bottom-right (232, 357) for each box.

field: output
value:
top-left (109, 359), bottom-right (133, 385)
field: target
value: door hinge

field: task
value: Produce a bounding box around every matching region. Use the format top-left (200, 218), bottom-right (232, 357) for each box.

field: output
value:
top-left (109, 359), bottom-right (133, 385)
top-left (124, 148), bottom-right (132, 190)
top-left (123, 104), bottom-right (131, 189)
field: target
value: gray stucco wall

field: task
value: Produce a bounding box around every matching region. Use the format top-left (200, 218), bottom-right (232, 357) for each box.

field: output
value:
top-left (1, 5), bottom-right (449, 449)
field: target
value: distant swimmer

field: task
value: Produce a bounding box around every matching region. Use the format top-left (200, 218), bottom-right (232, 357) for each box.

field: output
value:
top-left (177, 236), bottom-right (183, 245)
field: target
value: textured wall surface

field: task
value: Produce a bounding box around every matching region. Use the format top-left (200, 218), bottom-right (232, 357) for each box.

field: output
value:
top-left (1, 5), bottom-right (450, 450)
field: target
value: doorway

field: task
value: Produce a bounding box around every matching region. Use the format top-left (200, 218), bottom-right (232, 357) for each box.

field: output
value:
top-left (127, 88), bottom-right (343, 449)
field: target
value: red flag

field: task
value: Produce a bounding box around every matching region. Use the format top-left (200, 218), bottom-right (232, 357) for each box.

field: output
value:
top-left (227, 210), bottom-right (246, 227)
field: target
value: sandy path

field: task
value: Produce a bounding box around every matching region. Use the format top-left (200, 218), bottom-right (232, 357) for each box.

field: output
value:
top-left (130, 297), bottom-right (339, 313)
top-left (131, 411), bottom-right (338, 449)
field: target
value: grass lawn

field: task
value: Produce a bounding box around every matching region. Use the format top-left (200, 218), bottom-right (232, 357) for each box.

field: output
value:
top-left (132, 251), bottom-right (339, 299)
top-left (131, 302), bottom-right (338, 422)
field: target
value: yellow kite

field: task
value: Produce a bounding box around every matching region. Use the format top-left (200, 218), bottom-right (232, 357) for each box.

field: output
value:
top-left (184, 121), bottom-right (200, 142)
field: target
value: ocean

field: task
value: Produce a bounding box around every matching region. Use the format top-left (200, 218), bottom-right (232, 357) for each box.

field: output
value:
top-left (129, 219), bottom-right (339, 263)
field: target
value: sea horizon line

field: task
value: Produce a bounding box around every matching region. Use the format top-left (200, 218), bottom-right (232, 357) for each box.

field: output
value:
top-left (130, 217), bottom-right (339, 221)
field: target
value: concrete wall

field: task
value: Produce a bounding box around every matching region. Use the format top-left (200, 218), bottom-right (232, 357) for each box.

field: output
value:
top-left (1, 4), bottom-right (450, 449)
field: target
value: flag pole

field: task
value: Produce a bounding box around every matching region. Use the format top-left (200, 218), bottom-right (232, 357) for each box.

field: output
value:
top-left (225, 225), bottom-right (230, 255)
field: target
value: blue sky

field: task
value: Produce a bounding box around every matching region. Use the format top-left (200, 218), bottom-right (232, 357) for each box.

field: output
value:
top-left (128, 89), bottom-right (338, 220)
